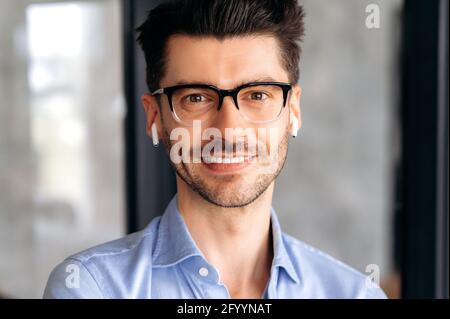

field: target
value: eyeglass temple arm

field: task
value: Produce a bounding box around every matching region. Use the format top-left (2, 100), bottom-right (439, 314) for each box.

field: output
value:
top-left (151, 88), bottom-right (164, 95)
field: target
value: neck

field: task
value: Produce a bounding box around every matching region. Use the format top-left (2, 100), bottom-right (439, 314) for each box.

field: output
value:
top-left (176, 177), bottom-right (274, 298)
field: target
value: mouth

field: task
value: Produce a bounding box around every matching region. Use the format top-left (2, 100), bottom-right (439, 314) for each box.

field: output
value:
top-left (201, 154), bottom-right (256, 174)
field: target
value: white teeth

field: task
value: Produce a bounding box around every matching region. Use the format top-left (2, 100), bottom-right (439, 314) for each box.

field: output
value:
top-left (231, 156), bottom-right (245, 163)
top-left (206, 156), bottom-right (222, 163)
top-left (203, 156), bottom-right (246, 164)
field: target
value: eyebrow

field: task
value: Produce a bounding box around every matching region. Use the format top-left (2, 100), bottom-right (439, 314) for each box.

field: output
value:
top-left (172, 76), bottom-right (280, 88)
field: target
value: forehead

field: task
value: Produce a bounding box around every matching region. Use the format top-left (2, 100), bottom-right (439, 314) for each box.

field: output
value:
top-left (161, 34), bottom-right (288, 88)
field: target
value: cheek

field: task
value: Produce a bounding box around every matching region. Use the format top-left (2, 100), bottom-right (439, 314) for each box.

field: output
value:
top-left (161, 107), bottom-right (188, 140)
top-left (265, 116), bottom-right (289, 148)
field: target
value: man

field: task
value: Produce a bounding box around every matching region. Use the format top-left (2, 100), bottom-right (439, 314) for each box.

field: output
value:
top-left (44, 0), bottom-right (387, 299)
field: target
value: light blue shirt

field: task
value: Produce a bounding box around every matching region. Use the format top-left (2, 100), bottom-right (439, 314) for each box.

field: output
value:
top-left (44, 195), bottom-right (387, 299)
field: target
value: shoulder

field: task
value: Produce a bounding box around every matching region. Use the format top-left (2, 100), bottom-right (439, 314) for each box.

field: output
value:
top-left (282, 233), bottom-right (387, 299)
top-left (70, 216), bottom-right (160, 264)
top-left (44, 216), bottom-right (162, 299)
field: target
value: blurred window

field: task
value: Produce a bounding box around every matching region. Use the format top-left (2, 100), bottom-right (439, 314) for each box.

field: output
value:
top-left (0, 0), bottom-right (125, 298)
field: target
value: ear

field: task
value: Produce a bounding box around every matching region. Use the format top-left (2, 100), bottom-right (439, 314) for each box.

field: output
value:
top-left (141, 93), bottom-right (162, 138)
top-left (289, 84), bottom-right (302, 131)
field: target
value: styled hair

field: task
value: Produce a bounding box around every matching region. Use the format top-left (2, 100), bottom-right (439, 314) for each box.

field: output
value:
top-left (136, 0), bottom-right (305, 92)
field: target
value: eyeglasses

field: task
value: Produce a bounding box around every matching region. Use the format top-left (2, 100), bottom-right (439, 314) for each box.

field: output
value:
top-left (151, 81), bottom-right (292, 126)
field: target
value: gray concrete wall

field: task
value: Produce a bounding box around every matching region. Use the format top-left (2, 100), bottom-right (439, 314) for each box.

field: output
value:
top-left (274, 0), bottom-right (403, 276)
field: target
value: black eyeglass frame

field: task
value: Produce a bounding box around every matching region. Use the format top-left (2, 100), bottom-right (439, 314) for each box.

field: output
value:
top-left (151, 81), bottom-right (293, 124)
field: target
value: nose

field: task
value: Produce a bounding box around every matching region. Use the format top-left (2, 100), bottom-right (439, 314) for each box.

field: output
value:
top-left (211, 95), bottom-right (245, 133)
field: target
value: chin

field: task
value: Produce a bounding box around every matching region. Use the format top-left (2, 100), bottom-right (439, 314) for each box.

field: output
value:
top-left (199, 183), bottom-right (261, 208)
top-left (202, 194), bottom-right (258, 208)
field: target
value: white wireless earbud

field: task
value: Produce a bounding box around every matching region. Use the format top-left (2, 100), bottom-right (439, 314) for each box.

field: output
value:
top-left (151, 123), bottom-right (159, 147)
top-left (290, 117), bottom-right (299, 138)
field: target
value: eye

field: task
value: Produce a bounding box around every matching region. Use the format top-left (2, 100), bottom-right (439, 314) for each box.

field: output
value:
top-left (186, 94), bottom-right (206, 103)
top-left (250, 92), bottom-right (269, 101)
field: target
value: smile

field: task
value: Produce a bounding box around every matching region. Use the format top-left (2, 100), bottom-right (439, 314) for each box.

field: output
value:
top-left (201, 155), bottom-right (257, 174)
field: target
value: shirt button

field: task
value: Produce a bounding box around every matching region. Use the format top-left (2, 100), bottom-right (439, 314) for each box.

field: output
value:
top-left (198, 267), bottom-right (209, 277)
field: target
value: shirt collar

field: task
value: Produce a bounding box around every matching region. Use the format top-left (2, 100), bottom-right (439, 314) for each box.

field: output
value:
top-left (269, 207), bottom-right (300, 284)
top-left (152, 194), bottom-right (300, 284)
top-left (152, 195), bottom-right (203, 266)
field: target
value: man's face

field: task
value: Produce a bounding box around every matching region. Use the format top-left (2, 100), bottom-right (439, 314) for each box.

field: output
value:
top-left (145, 34), bottom-right (301, 207)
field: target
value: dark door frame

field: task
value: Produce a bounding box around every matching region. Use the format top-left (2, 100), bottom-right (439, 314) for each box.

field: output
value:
top-left (400, 0), bottom-right (448, 299)
top-left (122, 0), bottom-right (176, 233)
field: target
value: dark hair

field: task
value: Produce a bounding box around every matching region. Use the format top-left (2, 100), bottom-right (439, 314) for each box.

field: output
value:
top-left (136, 0), bottom-right (305, 92)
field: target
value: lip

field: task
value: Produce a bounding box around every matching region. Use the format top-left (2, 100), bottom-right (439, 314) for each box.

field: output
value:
top-left (201, 155), bottom-right (256, 174)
